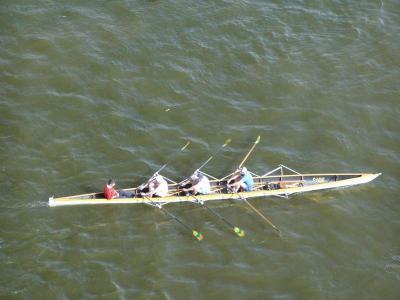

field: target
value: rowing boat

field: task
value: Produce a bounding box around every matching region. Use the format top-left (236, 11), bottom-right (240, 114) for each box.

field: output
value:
top-left (48, 136), bottom-right (382, 240)
top-left (48, 165), bottom-right (381, 207)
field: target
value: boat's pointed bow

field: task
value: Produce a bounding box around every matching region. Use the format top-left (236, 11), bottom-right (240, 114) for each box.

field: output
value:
top-left (363, 172), bottom-right (382, 183)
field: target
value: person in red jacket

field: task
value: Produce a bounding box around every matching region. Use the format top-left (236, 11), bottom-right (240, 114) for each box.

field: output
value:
top-left (104, 179), bottom-right (133, 199)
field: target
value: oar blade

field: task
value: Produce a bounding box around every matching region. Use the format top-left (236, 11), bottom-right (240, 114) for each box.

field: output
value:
top-left (223, 138), bottom-right (232, 147)
top-left (234, 226), bottom-right (245, 237)
top-left (255, 135), bottom-right (261, 144)
top-left (192, 230), bottom-right (204, 241)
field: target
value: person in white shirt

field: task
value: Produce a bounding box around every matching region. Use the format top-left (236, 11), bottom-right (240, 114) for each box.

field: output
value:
top-left (140, 174), bottom-right (169, 198)
top-left (181, 171), bottom-right (211, 195)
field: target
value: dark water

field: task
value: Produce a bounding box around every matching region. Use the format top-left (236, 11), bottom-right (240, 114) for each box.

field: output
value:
top-left (1, 0), bottom-right (399, 299)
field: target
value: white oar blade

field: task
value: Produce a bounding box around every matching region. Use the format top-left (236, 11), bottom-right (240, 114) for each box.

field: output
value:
top-left (223, 138), bottom-right (232, 147)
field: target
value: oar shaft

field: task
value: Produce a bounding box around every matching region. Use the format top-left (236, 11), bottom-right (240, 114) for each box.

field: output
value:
top-left (196, 156), bottom-right (213, 172)
top-left (192, 195), bottom-right (244, 237)
top-left (244, 198), bottom-right (280, 235)
top-left (202, 201), bottom-right (235, 229)
top-left (243, 198), bottom-right (277, 230)
top-left (145, 197), bottom-right (203, 240)
top-left (160, 206), bottom-right (192, 232)
top-left (156, 141), bottom-right (190, 174)
top-left (197, 138), bottom-right (231, 172)
top-left (235, 193), bottom-right (280, 235)
top-left (157, 164), bottom-right (168, 175)
top-left (238, 136), bottom-right (260, 168)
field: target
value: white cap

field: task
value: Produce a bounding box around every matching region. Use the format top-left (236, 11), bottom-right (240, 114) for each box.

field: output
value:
top-left (241, 167), bottom-right (247, 174)
top-left (191, 170), bottom-right (201, 181)
top-left (155, 175), bottom-right (163, 182)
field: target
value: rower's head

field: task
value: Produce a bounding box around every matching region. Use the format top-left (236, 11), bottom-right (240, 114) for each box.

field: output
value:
top-left (190, 171), bottom-right (203, 182)
top-left (151, 175), bottom-right (163, 188)
top-left (107, 179), bottom-right (115, 187)
top-left (240, 167), bottom-right (248, 176)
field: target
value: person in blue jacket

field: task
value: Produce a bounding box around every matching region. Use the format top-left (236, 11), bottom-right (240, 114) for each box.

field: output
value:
top-left (227, 166), bottom-right (254, 192)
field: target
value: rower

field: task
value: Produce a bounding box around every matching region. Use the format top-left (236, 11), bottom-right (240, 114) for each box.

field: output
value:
top-left (227, 166), bottom-right (254, 192)
top-left (181, 171), bottom-right (211, 195)
top-left (104, 179), bottom-right (134, 199)
top-left (140, 174), bottom-right (169, 198)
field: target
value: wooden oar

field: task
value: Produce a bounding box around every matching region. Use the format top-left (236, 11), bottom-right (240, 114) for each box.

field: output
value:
top-left (238, 135), bottom-right (260, 168)
top-left (145, 197), bottom-right (203, 241)
top-left (196, 138), bottom-right (232, 172)
top-left (179, 138), bottom-right (231, 187)
top-left (191, 195), bottom-right (245, 237)
top-left (236, 192), bottom-right (281, 236)
top-left (156, 141), bottom-right (190, 175)
top-left (139, 141), bottom-right (190, 189)
top-left (222, 136), bottom-right (260, 181)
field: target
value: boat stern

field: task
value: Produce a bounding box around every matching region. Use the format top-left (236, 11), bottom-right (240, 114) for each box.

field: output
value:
top-left (48, 196), bottom-right (55, 207)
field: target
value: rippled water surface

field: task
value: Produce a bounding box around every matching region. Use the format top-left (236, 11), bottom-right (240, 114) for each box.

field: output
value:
top-left (1, 0), bottom-right (399, 299)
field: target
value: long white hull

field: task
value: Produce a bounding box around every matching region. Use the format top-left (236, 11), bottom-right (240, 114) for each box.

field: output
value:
top-left (49, 172), bottom-right (381, 207)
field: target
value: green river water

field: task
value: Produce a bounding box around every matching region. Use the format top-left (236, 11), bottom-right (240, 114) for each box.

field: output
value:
top-left (1, 0), bottom-right (399, 299)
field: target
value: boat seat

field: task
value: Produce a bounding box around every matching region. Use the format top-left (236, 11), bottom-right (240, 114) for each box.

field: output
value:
top-left (251, 182), bottom-right (268, 191)
top-left (210, 186), bottom-right (225, 194)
